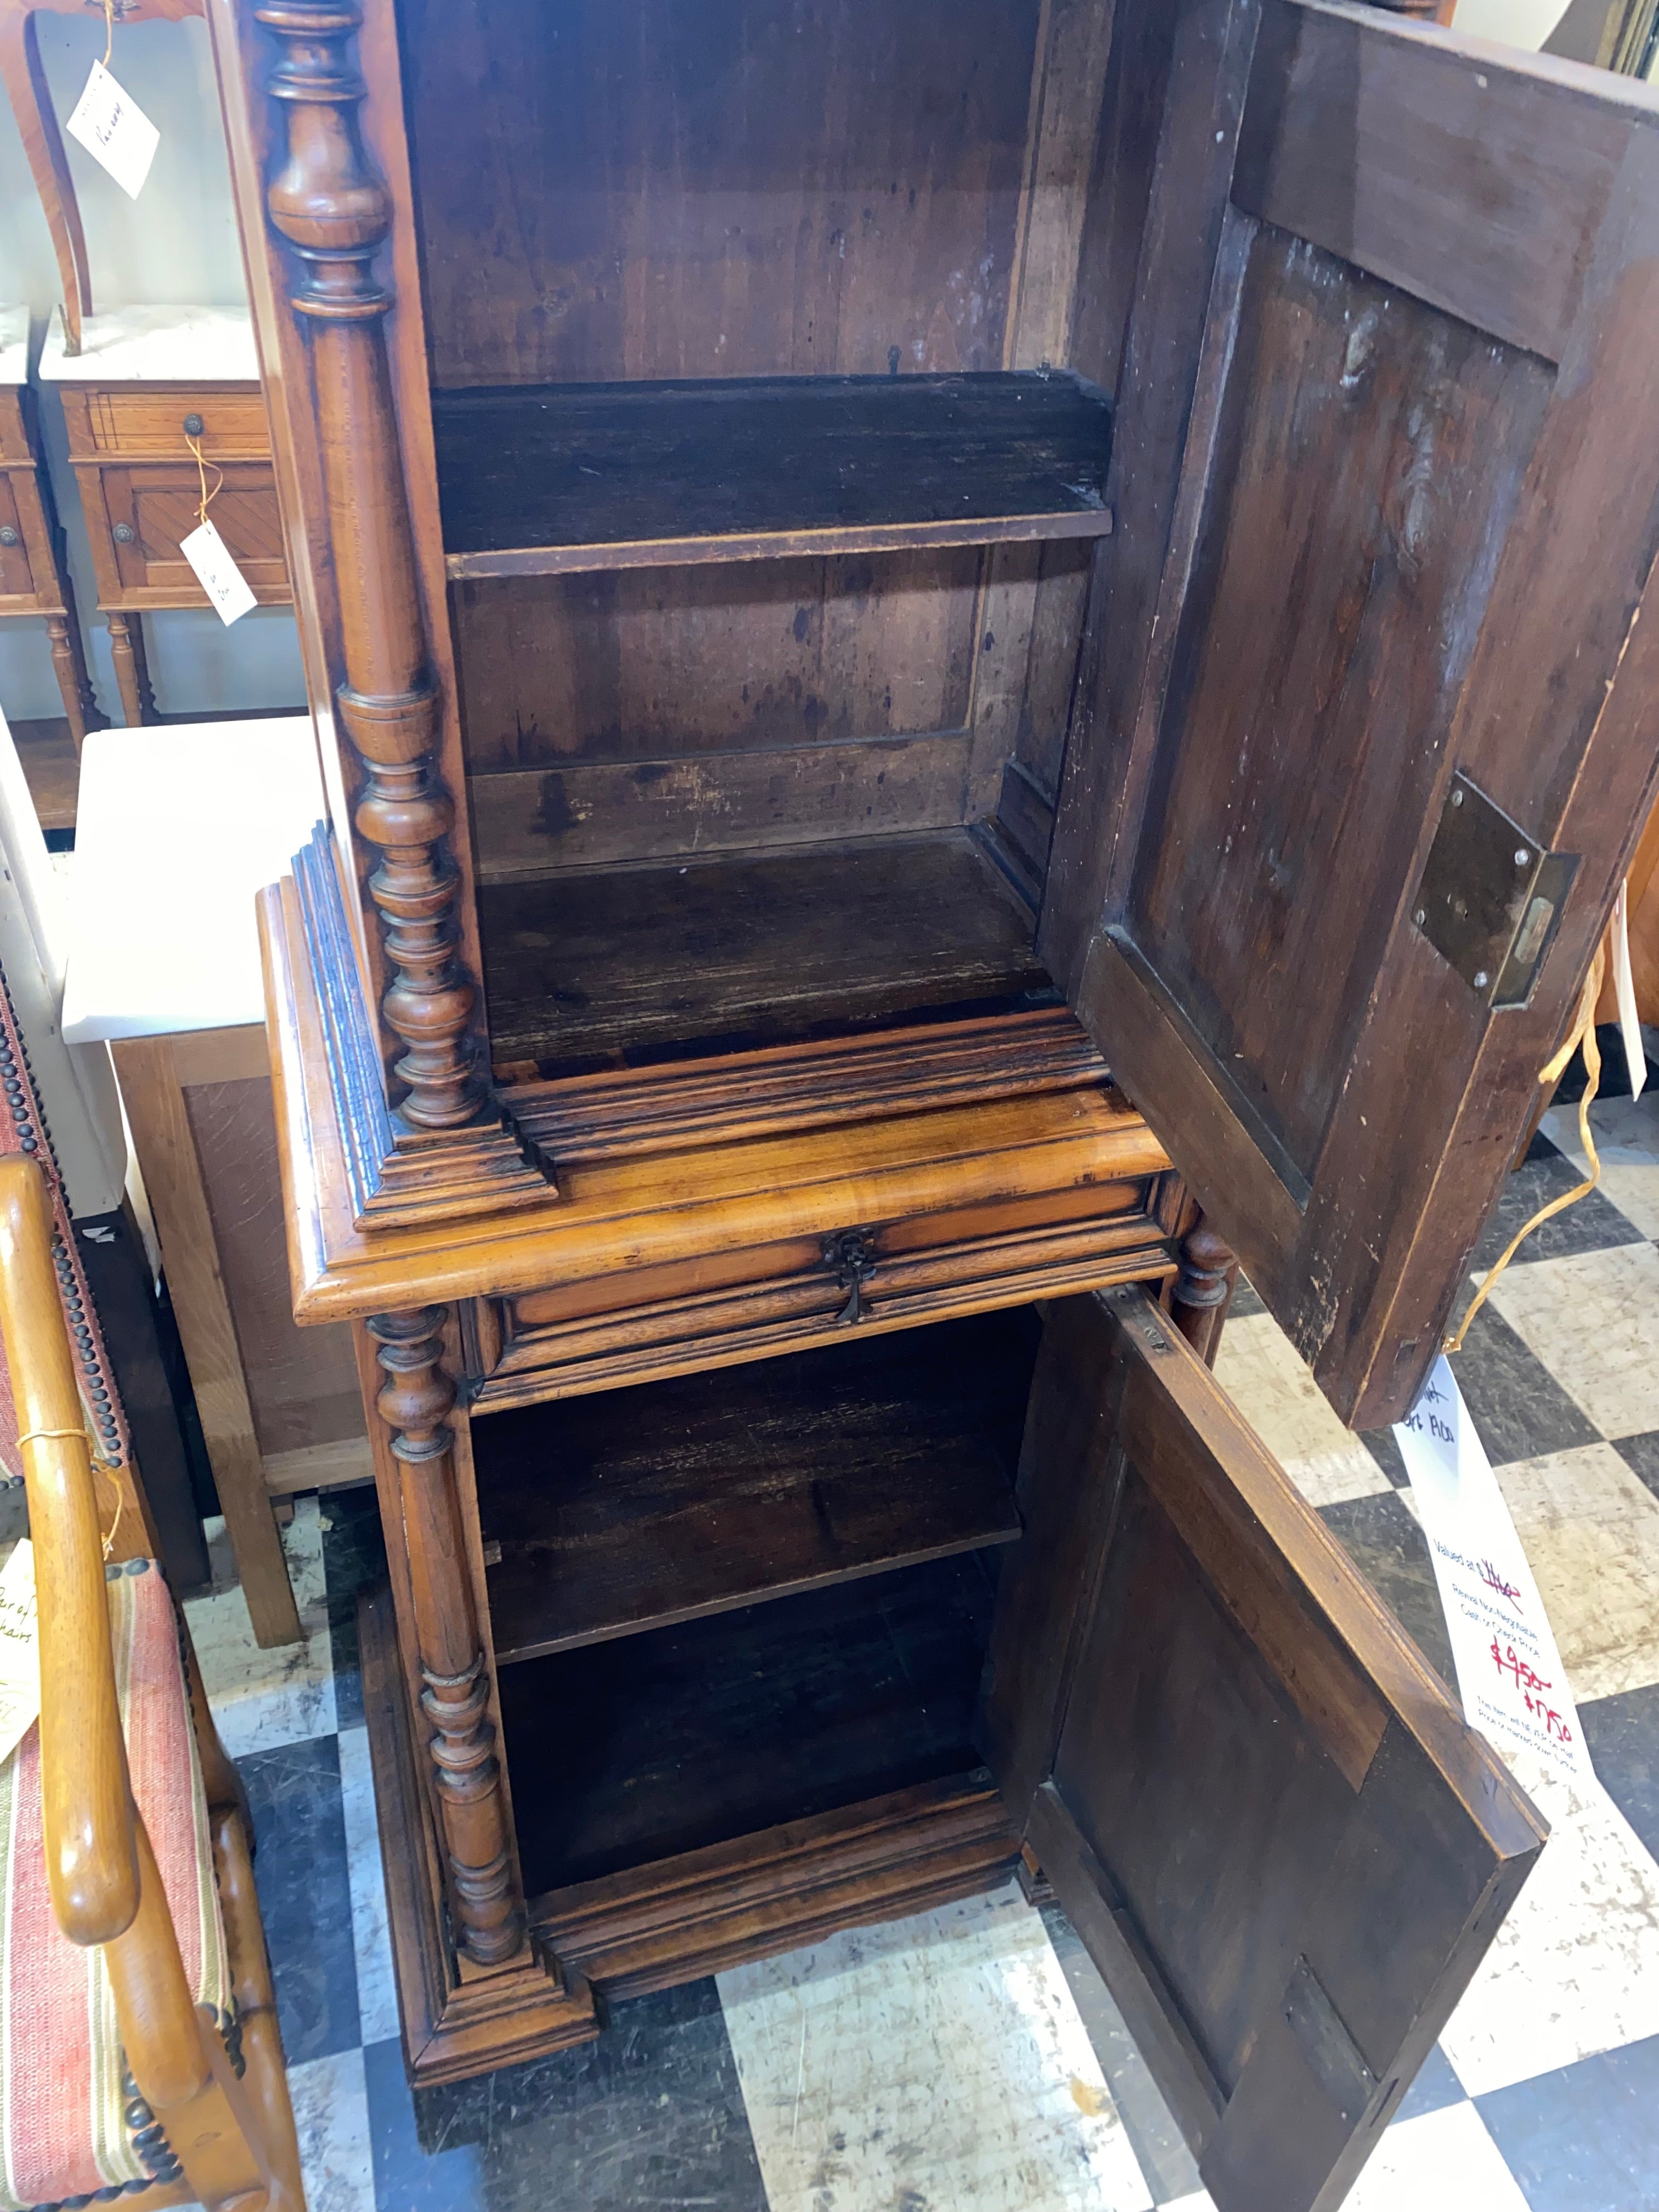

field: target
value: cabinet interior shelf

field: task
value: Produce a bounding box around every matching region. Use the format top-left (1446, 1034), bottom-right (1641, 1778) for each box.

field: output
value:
top-left (475, 1310), bottom-right (1039, 1667)
top-left (434, 371), bottom-right (1114, 578)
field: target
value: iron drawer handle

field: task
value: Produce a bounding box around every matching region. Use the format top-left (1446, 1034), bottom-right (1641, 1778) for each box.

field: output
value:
top-left (112, 523), bottom-right (136, 544)
top-left (822, 1230), bottom-right (877, 1325)
top-left (182, 413), bottom-right (205, 438)
top-left (0, 527), bottom-right (17, 548)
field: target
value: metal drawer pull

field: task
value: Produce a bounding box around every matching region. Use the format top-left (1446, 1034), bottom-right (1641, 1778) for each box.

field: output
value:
top-left (822, 1229), bottom-right (877, 1325)
top-left (112, 522), bottom-right (136, 544)
top-left (0, 528), bottom-right (17, 548)
top-left (182, 413), bottom-right (205, 437)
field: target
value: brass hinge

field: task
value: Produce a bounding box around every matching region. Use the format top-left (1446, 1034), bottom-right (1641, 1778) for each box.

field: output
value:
top-left (1410, 771), bottom-right (1578, 1008)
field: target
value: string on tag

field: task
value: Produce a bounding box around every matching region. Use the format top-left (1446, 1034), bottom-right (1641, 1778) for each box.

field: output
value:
top-left (101, 0), bottom-right (114, 68)
top-left (185, 428), bottom-right (222, 531)
top-left (15, 1424), bottom-right (126, 1560)
top-left (1444, 939), bottom-right (1606, 1356)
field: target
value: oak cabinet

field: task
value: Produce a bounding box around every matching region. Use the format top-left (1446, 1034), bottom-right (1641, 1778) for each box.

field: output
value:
top-left (204, 0), bottom-right (1659, 2200)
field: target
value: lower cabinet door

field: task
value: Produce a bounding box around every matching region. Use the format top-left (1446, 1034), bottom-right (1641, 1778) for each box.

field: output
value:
top-left (979, 1284), bottom-right (1546, 2212)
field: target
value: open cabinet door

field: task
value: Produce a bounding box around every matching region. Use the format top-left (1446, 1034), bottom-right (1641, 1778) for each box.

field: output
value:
top-left (980, 1286), bottom-right (1545, 2212)
top-left (1043, 0), bottom-right (1659, 1424)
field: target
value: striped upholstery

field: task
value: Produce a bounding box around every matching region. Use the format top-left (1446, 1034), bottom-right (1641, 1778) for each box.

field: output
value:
top-left (0, 1558), bottom-right (230, 2212)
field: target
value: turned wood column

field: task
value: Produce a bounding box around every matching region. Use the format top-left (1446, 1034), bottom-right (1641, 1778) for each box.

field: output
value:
top-left (368, 1306), bottom-right (523, 1967)
top-left (1171, 1217), bottom-right (1239, 1368)
top-left (259, 0), bottom-right (484, 1131)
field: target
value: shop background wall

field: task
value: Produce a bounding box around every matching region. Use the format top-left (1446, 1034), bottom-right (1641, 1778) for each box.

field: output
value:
top-left (0, 9), bottom-right (304, 723)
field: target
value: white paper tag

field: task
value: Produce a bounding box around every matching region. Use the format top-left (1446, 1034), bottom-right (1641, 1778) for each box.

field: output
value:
top-left (1611, 878), bottom-right (1645, 1103)
top-left (0, 1541), bottom-right (40, 1769)
top-left (65, 60), bottom-right (160, 201)
top-left (179, 518), bottom-right (257, 625)
top-left (1394, 1356), bottom-right (1592, 1805)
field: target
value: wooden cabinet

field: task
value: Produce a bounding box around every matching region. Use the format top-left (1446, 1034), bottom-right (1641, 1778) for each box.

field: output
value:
top-left (205, 0), bottom-right (1659, 2200)
top-left (40, 308), bottom-right (293, 727)
top-left (0, 311), bottom-right (99, 747)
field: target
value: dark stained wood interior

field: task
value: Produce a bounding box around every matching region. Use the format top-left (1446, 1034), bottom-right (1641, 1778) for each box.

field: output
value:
top-left (501, 1551), bottom-right (998, 1893)
top-left (478, 829), bottom-right (1054, 1074)
top-left (435, 374), bottom-right (1113, 575)
top-left (398, 0), bottom-right (1045, 388)
top-left (473, 1308), bottom-right (1039, 1662)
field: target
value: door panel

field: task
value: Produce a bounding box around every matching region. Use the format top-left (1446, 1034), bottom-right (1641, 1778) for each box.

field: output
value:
top-left (980, 1286), bottom-right (1544, 2212)
top-left (1043, 0), bottom-right (1659, 1424)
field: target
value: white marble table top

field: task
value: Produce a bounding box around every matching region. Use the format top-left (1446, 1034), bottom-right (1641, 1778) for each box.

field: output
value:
top-left (38, 303), bottom-right (260, 385)
top-left (0, 308), bottom-right (29, 390)
top-left (63, 718), bottom-right (325, 1040)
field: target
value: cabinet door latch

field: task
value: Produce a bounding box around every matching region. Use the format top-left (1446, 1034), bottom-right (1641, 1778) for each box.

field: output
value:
top-left (821, 1230), bottom-right (877, 1325)
top-left (1410, 770), bottom-right (1578, 1008)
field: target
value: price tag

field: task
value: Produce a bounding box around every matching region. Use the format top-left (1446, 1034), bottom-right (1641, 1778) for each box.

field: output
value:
top-left (0, 1541), bottom-right (40, 1769)
top-left (1394, 1355), bottom-right (1592, 1805)
top-left (65, 60), bottom-right (160, 201)
top-left (180, 518), bottom-right (257, 626)
top-left (1611, 879), bottom-right (1645, 1103)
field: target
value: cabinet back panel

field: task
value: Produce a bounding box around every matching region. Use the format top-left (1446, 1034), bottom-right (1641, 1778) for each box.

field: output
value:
top-left (1128, 230), bottom-right (1554, 1180)
top-left (397, 0), bottom-right (1043, 386)
top-left (453, 551), bottom-right (979, 767)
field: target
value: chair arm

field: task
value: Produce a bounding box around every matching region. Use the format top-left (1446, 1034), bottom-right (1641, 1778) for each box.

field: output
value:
top-left (0, 1156), bottom-right (139, 1944)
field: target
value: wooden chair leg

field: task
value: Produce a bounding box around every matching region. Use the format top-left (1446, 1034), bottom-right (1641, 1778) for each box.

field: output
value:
top-left (213, 1804), bottom-right (307, 2212)
top-left (1171, 1216), bottom-right (1239, 1368)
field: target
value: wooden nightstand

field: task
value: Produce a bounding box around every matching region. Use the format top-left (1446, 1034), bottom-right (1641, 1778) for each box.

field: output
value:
top-left (0, 308), bottom-right (99, 747)
top-left (38, 306), bottom-right (292, 726)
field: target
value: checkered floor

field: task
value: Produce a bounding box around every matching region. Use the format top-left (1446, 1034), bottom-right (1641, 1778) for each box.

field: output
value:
top-left (182, 1067), bottom-right (1659, 2212)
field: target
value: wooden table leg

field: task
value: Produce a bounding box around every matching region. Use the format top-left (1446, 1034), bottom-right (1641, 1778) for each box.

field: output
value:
top-left (108, 610), bottom-right (156, 726)
top-left (44, 609), bottom-right (97, 749)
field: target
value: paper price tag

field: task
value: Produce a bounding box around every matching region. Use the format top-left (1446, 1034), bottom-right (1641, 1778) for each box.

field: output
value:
top-left (66, 60), bottom-right (160, 201)
top-left (1394, 1355), bottom-right (1590, 1805)
top-left (180, 519), bottom-right (257, 625)
top-left (0, 1541), bottom-right (40, 1770)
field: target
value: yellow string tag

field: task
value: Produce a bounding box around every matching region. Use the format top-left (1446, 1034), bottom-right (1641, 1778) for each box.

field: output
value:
top-left (14, 1423), bottom-right (126, 1560)
top-left (185, 428), bottom-right (223, 530)
top-left (1444, 941), bottom-right (1605, 1356)
top-left (102, 0), bottom-right (114, 69)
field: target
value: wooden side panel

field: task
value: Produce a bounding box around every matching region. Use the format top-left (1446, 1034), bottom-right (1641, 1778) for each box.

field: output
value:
top-left (182, 1074), bottom-right (365, 1458)
top-left (399, 0), bottom-right (1046, 386)
top-left (982, 1288), bottom-right (1545, 2212)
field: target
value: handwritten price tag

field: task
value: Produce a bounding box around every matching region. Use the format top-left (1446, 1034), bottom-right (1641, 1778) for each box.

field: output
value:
top-left (0, 1541), bottom-right (40, 1769)
top-left (65, 59), bottom-right (160, 201)
top-left (180, 518), bottom-right (257, 625)
top-left (1394, 1355), bottom-right (1590, 1803)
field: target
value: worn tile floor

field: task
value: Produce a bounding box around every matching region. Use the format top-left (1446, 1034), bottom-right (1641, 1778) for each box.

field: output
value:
top-left (182, 1065), bottom-right (1659, 2212)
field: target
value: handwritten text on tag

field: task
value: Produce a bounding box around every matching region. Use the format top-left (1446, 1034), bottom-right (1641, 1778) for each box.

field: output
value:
top-left (66, 60), bottom-right (160, 201)
top-left (1394, 1355), bottom-right (1589, 1801)
top-left (180, 520), bottom-right (257, 626)
top-left (0, 1541), bottom-right (40, 1769)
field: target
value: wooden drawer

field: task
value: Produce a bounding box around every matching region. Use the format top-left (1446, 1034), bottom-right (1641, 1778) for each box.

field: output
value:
top-left (463, 1153), bottom-right (1185, 1407)
top-left (83, 460), bottom-right (291, 608)
top-left (77, 386), bottom-right (271, 459)
top-left (0, 474), bottom-right (37, 601)
top-left (0, 388), bottom-right (32, 467)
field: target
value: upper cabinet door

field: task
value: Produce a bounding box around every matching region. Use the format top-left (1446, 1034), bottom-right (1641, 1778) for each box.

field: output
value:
top-left (980, 1286), bottom-right (1545, 2212)
top-left (1042, 0), bottom-right (1659, 1425)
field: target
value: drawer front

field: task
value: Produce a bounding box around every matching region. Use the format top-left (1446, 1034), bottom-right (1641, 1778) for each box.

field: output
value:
top-left (0, 389), bottom-right (33, 467)
top-left (0, 475), bottom-right (37, 599)
top-left (94, 462), bottom-right (291, 603)
top-left (82, 387), bottom-right (270, 459)
top-left (465, 1167), bottom-right (1188, 1408)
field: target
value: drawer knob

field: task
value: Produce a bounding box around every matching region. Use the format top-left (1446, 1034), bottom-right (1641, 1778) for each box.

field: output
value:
top-left (822, 1229), bottom-right (877, 1326)
top-left (0, 527), bottom-right (18, 548)
top-left (182, 412), bottom-right (205, 438)
top-left (112, 523), bottom-right (136, 544)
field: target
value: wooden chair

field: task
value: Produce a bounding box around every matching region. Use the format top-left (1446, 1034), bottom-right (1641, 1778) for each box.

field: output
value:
top-left (0, 0), bottom-right (204, 359)
top-left (0, 1153), bottom-right (306, 2212)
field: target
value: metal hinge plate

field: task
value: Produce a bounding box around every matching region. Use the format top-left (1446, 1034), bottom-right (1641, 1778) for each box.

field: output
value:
top-left (1410, 771), bottom-right (1578, 1009)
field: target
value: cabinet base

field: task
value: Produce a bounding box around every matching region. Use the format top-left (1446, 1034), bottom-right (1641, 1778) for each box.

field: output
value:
top-left (362, 1583), bottom-right (1020, 2085)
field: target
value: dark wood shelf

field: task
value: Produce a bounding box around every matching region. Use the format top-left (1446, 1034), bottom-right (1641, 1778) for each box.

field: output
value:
top-left (475, 1310), bottom-right (1039, 1665)
top-left (434, 371), bottom-right (1113, 578)
top-left (478, 828), bottom-right (1054, 1077)
top-left (499, 1551), bottom-right (1000, 1893)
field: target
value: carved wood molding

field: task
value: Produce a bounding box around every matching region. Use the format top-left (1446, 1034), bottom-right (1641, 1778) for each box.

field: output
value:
top-left (258, 1), bottom-right (511, 1146)
top-left (367, 1304), bottom-right (526, 1969)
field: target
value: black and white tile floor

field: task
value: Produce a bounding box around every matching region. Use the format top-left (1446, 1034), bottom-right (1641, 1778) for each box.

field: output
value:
top-left (182, 1071), bottom-right (1659, 2212)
